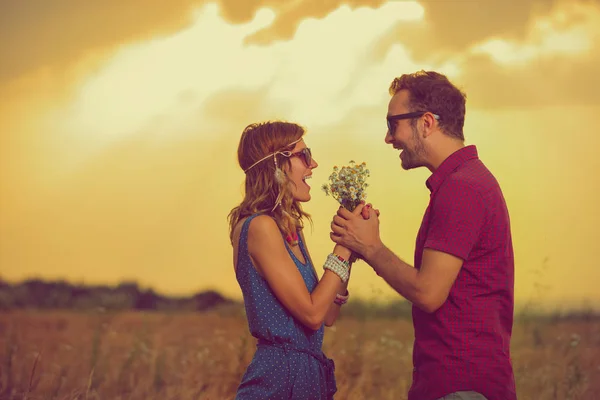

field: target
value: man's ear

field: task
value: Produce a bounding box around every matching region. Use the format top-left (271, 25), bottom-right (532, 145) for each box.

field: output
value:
top-left (422, 113), bottom-right (437, 138)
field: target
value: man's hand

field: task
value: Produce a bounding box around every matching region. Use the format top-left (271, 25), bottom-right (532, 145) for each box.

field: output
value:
top-left (332, 201), bottom-right (370, 261)
top-left (330, 203), bottom-right (383, 260)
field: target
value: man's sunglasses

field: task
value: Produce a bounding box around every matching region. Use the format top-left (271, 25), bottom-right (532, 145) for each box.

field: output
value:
top-left (281, 147), bottom-right (312, 167)
top-left (387, 111), bottom-right (440, 132)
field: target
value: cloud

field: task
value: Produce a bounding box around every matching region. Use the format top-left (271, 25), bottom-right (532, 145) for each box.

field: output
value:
top-left (458, 0), bottom-right (600, 108)
top-left (5, 0), bottom-right (598, 178)
top-left (471, 1), bottom-right (598, 63)
top-left (368, 0), bottom-right (555, 63)
top-left (419, 0), bottom-right (555, 52)
top-left (0, 0), bottom-right (205, 84)
top-left (0, 0), bottom-right (404, 86)
top-left (52, 1), bottom-right (429, 155)
top-left (2, 1), bottom-right (434, 187)
top-left (4, 0), bottom-right (597, 110)
top-left (368, 0), bottom-right (600, 108)
top-left (237, 0), bottom-right (388, 44)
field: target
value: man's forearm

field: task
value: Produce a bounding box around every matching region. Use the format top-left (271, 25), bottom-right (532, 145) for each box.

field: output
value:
top-left (366, 244), bottom-right (423, 306)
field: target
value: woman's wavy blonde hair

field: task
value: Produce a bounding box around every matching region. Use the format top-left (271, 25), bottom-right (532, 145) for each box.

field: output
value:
top-left (228, 121), bottom-right (312, 244)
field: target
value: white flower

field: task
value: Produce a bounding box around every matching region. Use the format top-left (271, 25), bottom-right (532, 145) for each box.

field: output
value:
top-left (322, 160), bottom-right (370, 211)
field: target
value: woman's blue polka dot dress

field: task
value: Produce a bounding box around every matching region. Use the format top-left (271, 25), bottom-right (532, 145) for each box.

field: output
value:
top-left (234, 213), bottom-right (337, 400)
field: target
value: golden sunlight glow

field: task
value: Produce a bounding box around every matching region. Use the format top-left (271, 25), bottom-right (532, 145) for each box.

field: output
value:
top-left (61, 1), bottom-right (426, 148)
top-left (1, 0), bottom-right (598, 309)
top-left (63, 4), bottom-right (276, 145)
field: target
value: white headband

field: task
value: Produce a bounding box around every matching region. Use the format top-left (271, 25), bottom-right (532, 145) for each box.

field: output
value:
top-left (243, 137), bottom-right (303, 174)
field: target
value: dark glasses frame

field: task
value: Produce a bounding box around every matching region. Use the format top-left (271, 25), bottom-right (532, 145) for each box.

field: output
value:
top-left (281, 147), bottom-right (312, 167)
top-left (387, 111), bottom-right (440, 132)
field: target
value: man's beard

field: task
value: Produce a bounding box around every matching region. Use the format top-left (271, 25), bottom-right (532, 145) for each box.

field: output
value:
top-left (400, 125), bottom-right (427, 170)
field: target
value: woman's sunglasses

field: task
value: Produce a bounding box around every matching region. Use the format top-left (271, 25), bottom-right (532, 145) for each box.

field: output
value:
top-left (281, 148), bottom-right (312, 167)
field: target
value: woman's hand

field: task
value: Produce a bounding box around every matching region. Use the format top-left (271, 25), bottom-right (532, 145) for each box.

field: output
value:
top-left (361, 203), bottom-right (380, 219)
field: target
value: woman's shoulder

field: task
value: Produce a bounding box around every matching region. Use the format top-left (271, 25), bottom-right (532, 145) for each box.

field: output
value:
top-left (232, 214), bottom-right (274, 267)
top-left (233, 213), bottom-right (274, 238)
top-left (246, 214), bottom-right (279, 237)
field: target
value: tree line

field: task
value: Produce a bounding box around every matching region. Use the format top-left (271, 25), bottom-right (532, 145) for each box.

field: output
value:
top-left (0, 279), bottom-right (232, 312)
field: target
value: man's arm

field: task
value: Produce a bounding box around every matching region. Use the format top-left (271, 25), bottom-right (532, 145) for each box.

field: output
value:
top-left (331, 205), bottom-right (468, 313)
top-left (365, 243), bottom-right (463, 313)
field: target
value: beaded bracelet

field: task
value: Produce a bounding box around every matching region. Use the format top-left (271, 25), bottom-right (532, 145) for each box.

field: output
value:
top-left (323, 253), bottom-right (350, 283)
top-left (331, 252), bottom-right (350, 266)
top-left (332, 252), bottom-right (351, 280)
top-left (324, 256), bottom-right (349, 283)
top-left (334, 290), bottom-right (349, 306)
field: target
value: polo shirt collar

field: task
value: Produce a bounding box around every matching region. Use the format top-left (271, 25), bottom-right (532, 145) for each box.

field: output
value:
top-left (425, 145), bottom-right (478, 193)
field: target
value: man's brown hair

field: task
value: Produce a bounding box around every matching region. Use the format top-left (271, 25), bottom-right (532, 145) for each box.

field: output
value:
top-left (389, 70), bottom-right (467, 140)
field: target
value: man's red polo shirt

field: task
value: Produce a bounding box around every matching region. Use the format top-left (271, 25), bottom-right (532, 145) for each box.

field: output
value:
top-left (408, 145), bottom-right (517, 400)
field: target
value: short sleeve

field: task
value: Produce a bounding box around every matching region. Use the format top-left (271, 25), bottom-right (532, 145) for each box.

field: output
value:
top-left (424, 181), bottom-right (486, 261)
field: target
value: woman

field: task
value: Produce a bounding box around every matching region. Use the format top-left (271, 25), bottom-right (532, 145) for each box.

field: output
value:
top-left (228, 121), bottom-right (364, 399)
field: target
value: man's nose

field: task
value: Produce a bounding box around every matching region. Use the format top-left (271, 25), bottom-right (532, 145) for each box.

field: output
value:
top-left (385, 130), bottom-right (393, 144)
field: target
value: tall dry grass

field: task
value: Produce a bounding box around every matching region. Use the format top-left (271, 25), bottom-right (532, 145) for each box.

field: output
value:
top-left (0, 309), bottom-right (598, 399)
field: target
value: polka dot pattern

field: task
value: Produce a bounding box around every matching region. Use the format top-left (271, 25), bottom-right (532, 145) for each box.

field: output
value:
top-left (234, 213), bottom-right (336, 399)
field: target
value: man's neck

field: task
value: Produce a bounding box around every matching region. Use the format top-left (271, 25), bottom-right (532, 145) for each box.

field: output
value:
top-left (426, 140), bottom-right (465, 172)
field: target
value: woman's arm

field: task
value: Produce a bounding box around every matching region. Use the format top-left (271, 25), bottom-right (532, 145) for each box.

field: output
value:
top-left (299, 229), bottom-right (351, 327)
top-left (322, 203), bottom-right (380, 326)
top-left (323, 245), bottom-right (351, 327)
top-left (324, 262), bottom-right (348, 326)
top-left (247, 215), bottom-right (349, 331)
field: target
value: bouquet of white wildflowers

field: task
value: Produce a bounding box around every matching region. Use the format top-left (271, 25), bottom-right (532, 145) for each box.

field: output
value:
top-left (321, 160), bottom-right (370, 212)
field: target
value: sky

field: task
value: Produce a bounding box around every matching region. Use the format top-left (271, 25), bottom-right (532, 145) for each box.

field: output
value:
top-left (1, 0), bottom-right (599, 310)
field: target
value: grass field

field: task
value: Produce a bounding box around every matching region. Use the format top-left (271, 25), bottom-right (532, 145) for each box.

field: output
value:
top-left (0, 309), bottom-right (598, 399)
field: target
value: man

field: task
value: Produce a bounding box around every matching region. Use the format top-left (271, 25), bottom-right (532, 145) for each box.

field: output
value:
top-left (330, 71), bottom-right (516, 400)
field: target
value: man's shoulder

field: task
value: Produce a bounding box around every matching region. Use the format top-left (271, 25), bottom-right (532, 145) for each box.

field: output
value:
top-left (438, 169), bottom-right (485, 199)
top-left (432, 163), bottom-right (497, 215)
top-left (447, 158), bottom-right (501, 193)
